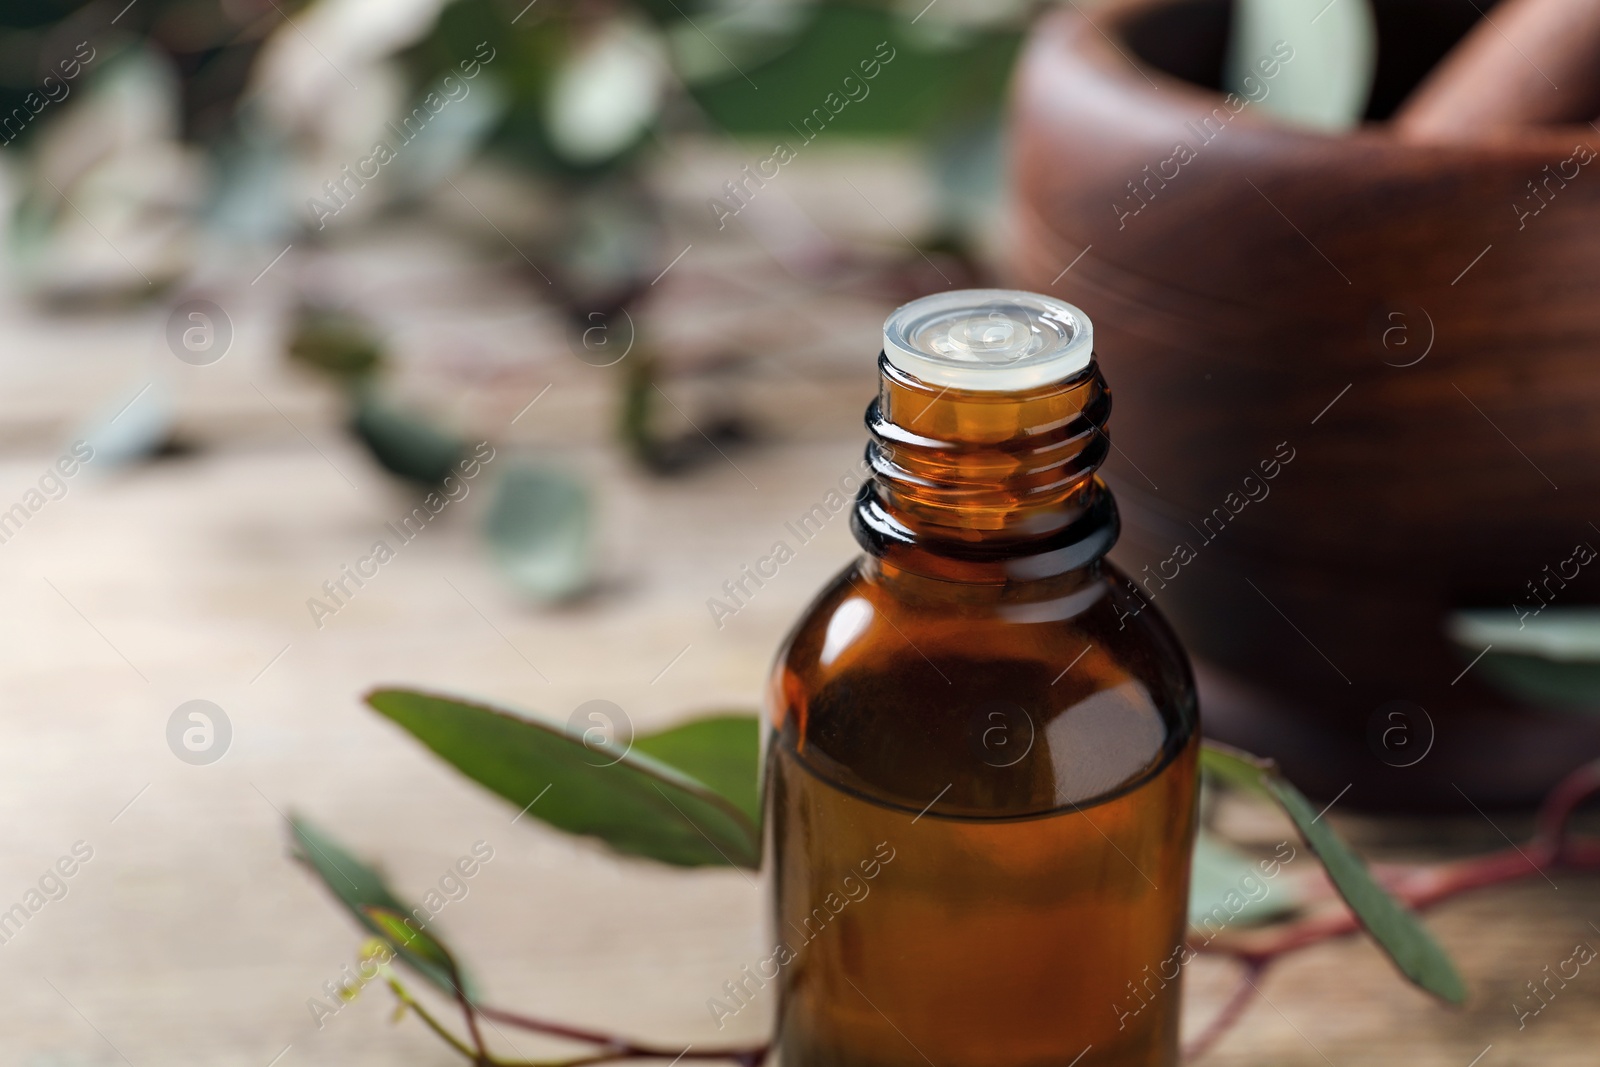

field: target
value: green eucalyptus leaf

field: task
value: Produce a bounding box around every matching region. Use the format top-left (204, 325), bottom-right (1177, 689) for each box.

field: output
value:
top-left (366, 688), bottom-right (761, 868)
top-left (1199, 742), bottom-right (1466, 1003)
top-left (364, 906), bottom-right (461, 987)
top-left (1449, 607), bottom-right (1600, 661)
top-left (385, 74), bottom-right (510, 197)
top-left (352, 393), bottom-right (468, 487)
top-left (287, 307), bottom-right (384, 381)
top-left (1226, 0), bottom-right (1376, 130)
top-left (288, 815), bottom-right (473, 998)
top-left (482, 464), bottom-right (592, 602)
top-left (632, 713), bottom-right (761, 826)
top-left (1188, 829), bottom-right (1300, 928)
top-left (666, 1), bottom-right (808, 85)
top-left (620, 352), bottom-right (663, 468)
top-left (78, 377), bottom-right (176, 467)
top-left (545, 18), bottom-right (667, 166)
top-left (1473, 654), bottom-right (1600, 711)
top-left (1197, 741), bottom-right (1274, 797)
top-left (1449, 608), bottom-right (1600, 712)
top-left (689, 6), bottom-right (1020, 139)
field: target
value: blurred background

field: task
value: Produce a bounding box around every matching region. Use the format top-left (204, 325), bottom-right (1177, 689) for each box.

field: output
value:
top-left (1, 0), bottom-right (1597, 1064)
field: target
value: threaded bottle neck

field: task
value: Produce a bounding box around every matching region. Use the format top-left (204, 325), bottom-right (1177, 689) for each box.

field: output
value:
top-left (852, 354), bottom-right (1119, 583)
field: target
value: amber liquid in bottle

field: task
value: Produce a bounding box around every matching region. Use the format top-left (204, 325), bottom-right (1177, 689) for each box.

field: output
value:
top-left (764, 291), bottom-right (1199, 1067)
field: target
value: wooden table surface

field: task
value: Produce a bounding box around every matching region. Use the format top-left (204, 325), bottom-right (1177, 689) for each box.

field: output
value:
top-left (0, 167), bottom-right (1595, 1067)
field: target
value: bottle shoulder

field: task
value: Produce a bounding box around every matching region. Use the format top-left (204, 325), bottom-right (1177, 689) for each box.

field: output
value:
top-left (766, 558), bottom-right (1198, 820)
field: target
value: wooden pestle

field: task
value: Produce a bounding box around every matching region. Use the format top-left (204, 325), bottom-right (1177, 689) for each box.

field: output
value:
top-left (1395, 0), bottom-right (1600, 139)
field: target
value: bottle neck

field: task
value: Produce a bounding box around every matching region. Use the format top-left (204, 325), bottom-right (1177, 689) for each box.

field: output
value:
top-left (851, 354), bottom-right (1119, 585)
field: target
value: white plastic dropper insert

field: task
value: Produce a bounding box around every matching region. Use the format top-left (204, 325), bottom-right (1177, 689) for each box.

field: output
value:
top-left (881, 289), bottom-right (1093, 393)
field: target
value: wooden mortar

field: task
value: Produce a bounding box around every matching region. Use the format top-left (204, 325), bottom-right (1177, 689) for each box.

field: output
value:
top-left (1396, 0), bottom-right (1600, 138)
top-left (1007, 0), bottom-right (1600, 810)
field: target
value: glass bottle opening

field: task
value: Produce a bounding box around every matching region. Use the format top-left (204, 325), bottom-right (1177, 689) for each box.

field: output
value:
top-left (882, 289), bottom-right (1094, 393)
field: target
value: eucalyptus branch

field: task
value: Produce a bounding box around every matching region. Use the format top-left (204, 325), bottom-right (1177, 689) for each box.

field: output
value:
top-left (385, 974), bottom-right (479, 1062)
top-left (1200, 761), bottom-right (1600, 965)
top-left (381, 970), bottom-right (711, 1067)
top-left (472, 1005), bottom-right (630, 1051)
top-left (478, 1004), bottom-right (768, 1065)
top-left (300, 699), bottom-right (1598, 1067)
top-left (381, 961), bottom-right (767, 1066)
top-left (1181, 958), bottom-right (1265, 1063)
top-left (376, 757), bottom-right (1600, 1067)
top-left (456, 981), bottom-right (491, 1066)
top-left (1183, 757), bottom-right (1600, 1060)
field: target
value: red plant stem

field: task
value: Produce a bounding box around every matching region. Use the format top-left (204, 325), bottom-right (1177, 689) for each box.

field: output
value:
top-left (477, 1005), bottom-right (768, 1064)
top-left (1539, 759), bottom-right (1600, 849)
top-left (1202, 841), bottom-right (1569, 961)
top-left (1183, 758), bottom-right (1600, 1061)
top-left (1181, 960), bottom-right (1264, 1063)
top-left (1201, 840), bottom-right (1600, 964)
top-left (458, 985), bottom-right (491, 1065)
top-left (475, 1006), bottom-right (625, 1051)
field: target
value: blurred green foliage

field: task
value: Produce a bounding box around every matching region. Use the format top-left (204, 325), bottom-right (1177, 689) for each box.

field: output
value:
top-left (287, 305), bottom-right (386, 381)
top-left (0, 0), bottom-right (279, 145)
top-left (400, 0), bottom-right (582, 174)
top-left (4, 1), bottom-right (1019, 168)
top-left (691, 5), bottom-right (1021, 138)
top-left (399, 0), bottom-right (1019, 175)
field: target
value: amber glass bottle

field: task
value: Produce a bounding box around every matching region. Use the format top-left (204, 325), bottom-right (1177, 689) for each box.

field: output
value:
top-left (764, 291), bottom-right (1199, 1067)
